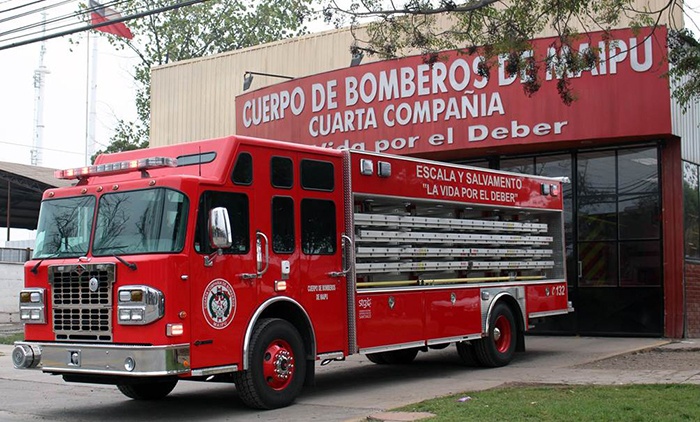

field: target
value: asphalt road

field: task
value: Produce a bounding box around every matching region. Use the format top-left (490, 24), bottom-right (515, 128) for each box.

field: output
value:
top-left (0, 336), bottom-right (671, 421)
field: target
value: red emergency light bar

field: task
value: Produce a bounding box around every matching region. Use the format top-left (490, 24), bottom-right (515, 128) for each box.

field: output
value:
top-left (54, 157), bottom-right (177, 180)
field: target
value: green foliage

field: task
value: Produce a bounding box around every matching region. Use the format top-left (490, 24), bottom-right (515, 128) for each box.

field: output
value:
top-left (93, 0), bottom-right (314, 156)
top-left (0, 332), bottom-right (23, 345)
top-left (91, 119), bottom-right (149, 163)
top-left (668, 28), bottom-right (700, 112)
top-left (325, 0), bottom-right (686, 104)
top-left (397, 384), bottom-right (700, 421)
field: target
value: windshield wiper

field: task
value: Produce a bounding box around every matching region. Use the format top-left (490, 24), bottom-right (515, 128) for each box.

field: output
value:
top-left (114, 255), bottom-right (137, 271)
top-left (30, 252), bottom-right (61, 274)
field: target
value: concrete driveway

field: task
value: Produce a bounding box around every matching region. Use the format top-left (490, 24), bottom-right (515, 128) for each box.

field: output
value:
top-left (0, 336), bottom-right (678, 421)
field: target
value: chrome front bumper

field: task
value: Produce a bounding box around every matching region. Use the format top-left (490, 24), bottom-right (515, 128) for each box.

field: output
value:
top-left (13, 342), bottom-right (190, 377)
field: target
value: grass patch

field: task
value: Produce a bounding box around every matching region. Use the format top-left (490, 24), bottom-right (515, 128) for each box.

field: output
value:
top-left (397, 384), bottom-right (700, 421)
top-left (0, 333), bottom-right (23, 345)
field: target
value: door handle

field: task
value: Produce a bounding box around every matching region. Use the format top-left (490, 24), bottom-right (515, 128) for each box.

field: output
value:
top-left (240, 231), bottom-right (269, 279)
top-left (328, 234), bottom-right (353, 278)
top-left (578, 261), bottom-right (582, 279)
top-left (256, 231), bottom-right (269, 277)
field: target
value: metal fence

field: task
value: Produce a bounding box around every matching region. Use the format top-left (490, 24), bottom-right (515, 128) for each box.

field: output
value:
top-left (0, 248), bottom-right (32, 263)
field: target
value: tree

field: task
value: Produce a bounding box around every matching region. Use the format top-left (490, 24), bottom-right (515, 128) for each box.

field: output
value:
top-left (91, 0), bottom-right (314, 160)
top-left (323, 0), bottom-right (686, 105)
top-left (668, 28), bottom-right (700, 111)
top-left (90, 120), bottom-right (148, 164)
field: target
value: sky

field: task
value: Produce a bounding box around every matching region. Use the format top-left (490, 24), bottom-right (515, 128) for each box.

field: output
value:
top-left (0, 0), bottom-right (699, 244)
top-left (0, 18), bottom-right (139, 170)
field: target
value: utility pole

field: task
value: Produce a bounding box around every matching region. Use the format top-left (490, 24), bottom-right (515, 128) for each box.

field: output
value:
top-left (31, 11), bottom-right (49, 166)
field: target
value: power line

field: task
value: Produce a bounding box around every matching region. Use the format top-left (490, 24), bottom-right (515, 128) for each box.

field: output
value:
top-left (0, 0), bottom-right (76, 24)
top-left (0, 0), bottom-right (45, 15)
top-left (0, 0), bottom-right (208, 51)
top-left (1, 12), bottom-right (88, 42)
top-left (0, 140), bottom-right (83, 156)
top-left (0, 0), bottom-right (130, 39)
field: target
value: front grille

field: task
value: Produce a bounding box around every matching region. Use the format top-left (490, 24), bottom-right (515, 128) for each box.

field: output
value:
top-left (49, 264), bottom-right (115, 342)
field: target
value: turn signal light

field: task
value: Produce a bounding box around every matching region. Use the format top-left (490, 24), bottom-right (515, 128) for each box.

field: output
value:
top-left (167, 323), bottom-right (184, 336)
top-left (18, 288), bottom-right (45, 324)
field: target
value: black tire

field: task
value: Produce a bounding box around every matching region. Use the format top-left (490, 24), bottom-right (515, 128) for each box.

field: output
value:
top-left (473, 302), bottom-right (517, 367)
top-left (366, 352), bottom-right (388, 364)
top-left (383, 348), bottom-right (419, 364)
top-left (234, 318), bottom-right (306, 409)
top-left (117, 379), bottom-right (178, 400)
top-left (456, 341), bottom-right (480, 367)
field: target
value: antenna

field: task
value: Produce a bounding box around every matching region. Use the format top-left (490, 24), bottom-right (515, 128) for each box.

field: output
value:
top-left (31, 11), bottom-right (50, 166)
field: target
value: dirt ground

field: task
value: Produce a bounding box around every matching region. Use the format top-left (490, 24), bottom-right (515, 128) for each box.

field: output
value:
top-left (577, 348), bottom-right (700, 371)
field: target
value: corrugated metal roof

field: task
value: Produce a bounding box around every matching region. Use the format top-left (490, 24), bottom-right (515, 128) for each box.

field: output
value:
top-left (0, 161), bottom-right (72, 188)
top-left (0, 161), bottom-right (72, 231)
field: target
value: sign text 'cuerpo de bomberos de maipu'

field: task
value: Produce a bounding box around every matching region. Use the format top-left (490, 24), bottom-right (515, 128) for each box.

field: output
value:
top-left (236, 26), bottom-right (672, 156)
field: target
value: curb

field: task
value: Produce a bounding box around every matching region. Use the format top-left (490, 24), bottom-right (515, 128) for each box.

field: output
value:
top-left (367, 412), bottom-right (436, 422)
top-left (576, 339), bottom-right (672, 366)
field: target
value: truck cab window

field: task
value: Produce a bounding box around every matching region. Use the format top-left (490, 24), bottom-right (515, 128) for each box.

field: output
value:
top-left (271, 156), bottom-right (293, 188)
top-left (272, 196), bottom-right (295, 253)
top-left (301, 159), bottom-right (334, 191)
top-left (92, 188), bottom-right (188, 256)
top-left (301, 199), bottom-right (335, 255)
top-left (195, 191), bottom-right (250, 254)
top-left (33, 196), bottom-right (96, 258)
top-left (232, 152), bottom-right (253, 185)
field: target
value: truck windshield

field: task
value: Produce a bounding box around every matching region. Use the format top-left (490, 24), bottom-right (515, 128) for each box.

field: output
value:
top-left (93, 188), bottom-right (188, 256)
top-left (33, 196), bottom-right (96, 259)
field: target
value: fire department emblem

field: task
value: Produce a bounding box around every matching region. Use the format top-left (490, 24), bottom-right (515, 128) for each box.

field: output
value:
top-left (202, 279), bottom-right (236, 329)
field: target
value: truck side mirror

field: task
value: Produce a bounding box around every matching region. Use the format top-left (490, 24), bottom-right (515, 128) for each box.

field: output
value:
top-left (208, 207), bottom-right (232, 250)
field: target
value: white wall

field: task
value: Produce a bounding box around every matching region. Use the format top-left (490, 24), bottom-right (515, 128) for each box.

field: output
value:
top-left (0, 263), bottom-right (23, 323)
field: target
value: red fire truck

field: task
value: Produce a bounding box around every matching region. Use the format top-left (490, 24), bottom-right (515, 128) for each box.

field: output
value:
top-left (13, 135), bottom-right (570, 409)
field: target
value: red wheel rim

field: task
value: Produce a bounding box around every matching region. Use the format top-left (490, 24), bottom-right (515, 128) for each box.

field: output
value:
top-left (262, 339), bottom-right (295, 390)
top-left (493, 315), bottom-right (512, 354)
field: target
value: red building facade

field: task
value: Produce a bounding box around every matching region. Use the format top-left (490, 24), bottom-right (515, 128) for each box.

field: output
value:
top-left (235, 26), bottom-right (693, 338)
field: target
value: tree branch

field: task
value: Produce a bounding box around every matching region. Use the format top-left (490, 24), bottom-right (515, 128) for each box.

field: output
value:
top-left (327, 0), bottom-right (500, 18)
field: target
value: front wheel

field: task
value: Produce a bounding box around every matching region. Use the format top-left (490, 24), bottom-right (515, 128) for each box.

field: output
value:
top-left (117, 379), bottom-right (178, 400)
top-left (234, 318), bottom-right (306, 409)
top-left (473, 302), bottom-right (517, 367)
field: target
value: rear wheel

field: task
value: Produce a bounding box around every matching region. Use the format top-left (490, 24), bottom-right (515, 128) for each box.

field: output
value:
top-left (117, 379), bottom-right (178, 400)
top-left (473, 302), bottom-right (517, 367)
top-left (234, 318), bottom-right (306, 409)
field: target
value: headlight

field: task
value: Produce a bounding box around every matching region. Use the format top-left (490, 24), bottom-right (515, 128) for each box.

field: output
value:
top-left (117, 286), bottom-right (164, 325)
top-left (119, 290), bottom-right (144, 302)
top-left (18, 288), bottom-right (45, 324)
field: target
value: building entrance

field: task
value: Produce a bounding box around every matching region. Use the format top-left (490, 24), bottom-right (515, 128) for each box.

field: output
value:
top-left (463, 144), bottom-right (664, 336)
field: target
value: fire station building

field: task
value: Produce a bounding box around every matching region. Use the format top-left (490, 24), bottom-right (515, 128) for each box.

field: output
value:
top-left (148, 7), bottom-right (700, 338)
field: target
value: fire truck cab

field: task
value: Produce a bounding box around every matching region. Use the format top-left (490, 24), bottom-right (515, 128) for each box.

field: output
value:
top-left (13, 135), bottom-right (570, 409)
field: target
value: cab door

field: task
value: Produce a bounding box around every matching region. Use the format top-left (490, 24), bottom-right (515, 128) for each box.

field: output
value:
top-left (249, 147), bottom-right (349, 356)
top-left (188, 152), bottom-right (257, 370)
